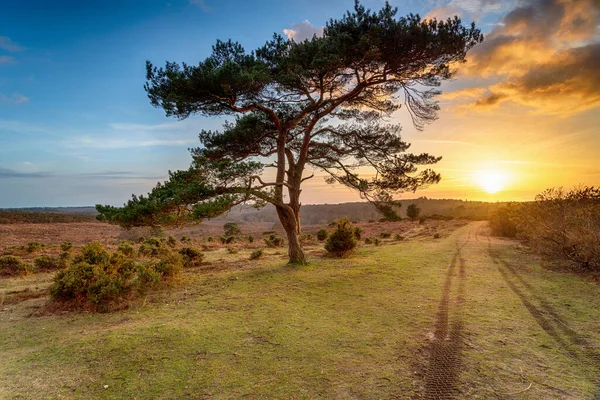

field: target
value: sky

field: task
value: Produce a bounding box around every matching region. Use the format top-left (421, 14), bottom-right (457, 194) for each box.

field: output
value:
top-left (1, 0), bottom-right (599, 207)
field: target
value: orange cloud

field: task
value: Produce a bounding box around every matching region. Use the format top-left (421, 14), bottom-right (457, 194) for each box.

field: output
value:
top-left (456, 0), bottom-right (600, 115)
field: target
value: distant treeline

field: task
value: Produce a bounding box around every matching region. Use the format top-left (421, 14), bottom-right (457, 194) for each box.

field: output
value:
top-left (2, 199), bottom-right (509, 225)
top-left (0, 211), bottom-right (97, 224)
top-left (215, 198), bottom-right (510, 225)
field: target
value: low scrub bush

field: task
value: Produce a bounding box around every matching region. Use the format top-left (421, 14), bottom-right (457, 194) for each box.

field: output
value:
top-left (380, 232), bottom-right (391, 238)
top-left (227, 247), bottom-right (239, 254)
top-left (395, 234), bottom-right (405, 241)
top-left (250, 248), bottom-right (264, 260)
top-left (50, 242), bottom-right (181, 312)
top-left (353, 227), bottom-right (363, 240)
top-left (181, 236), bottom-right (192, 243)
top-left (364, 237), bottom-right (373, 244)
top-left (433, 233), bottom-right (441, 239)
top-left (117, 241), bottom-right (135, 257)
top-left (60, 242), bottom-right (73, 252)
top-left (247, 235), bottom-right (254, 243)
top-left (178, 247), bottom-right (204, 268)
top-left (220, 236), bottom-right (235, 245)
top-left (325, 217), bottom-right (357, 256)
top-left (0, 255), bottom-right (31, 276)
top-left (317, 228), bottom-right (328, 241)
top-left (138, 238), bottom-right (170, 258)
top-left (515, 186), bottom-right (600, 272)
top-left (167, 235), bottom-right (177, 248)
top-left (264, 234), bottom-right (285, 248)
top-left (34, 255), bottom-right (61, 271)
top-left (374, 238), bottom-right (381, 246)
top-left (25, 242), bottom-right (43, 253)
top-left (489, 203), bottom-right (520, 238)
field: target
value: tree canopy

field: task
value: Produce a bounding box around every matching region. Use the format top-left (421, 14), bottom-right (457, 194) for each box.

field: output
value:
top-left (97, 1), bottom-right (483, 264)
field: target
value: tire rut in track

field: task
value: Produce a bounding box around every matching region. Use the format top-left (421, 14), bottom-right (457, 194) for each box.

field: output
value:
top-left (424, 238), bottom-right (468, 400)
top-left (485, 233), bottom-right (600, 399)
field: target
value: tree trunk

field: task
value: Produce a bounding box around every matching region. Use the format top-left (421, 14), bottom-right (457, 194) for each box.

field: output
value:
top-left (275, 205), bottom-right (307, 265)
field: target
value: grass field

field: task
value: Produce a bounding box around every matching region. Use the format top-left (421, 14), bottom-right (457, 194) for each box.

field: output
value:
top-left (1, 221), bottom-right (599, 399)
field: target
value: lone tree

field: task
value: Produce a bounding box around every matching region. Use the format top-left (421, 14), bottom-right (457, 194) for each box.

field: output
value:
top-left (407, 203), bottom-right (421, 220)
top-left (97, 2), bottom-right (482, 264)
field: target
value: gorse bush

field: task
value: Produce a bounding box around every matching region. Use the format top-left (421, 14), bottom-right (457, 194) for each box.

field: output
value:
top-left (325, 217), bottom-right (357, 256)
top-left (0, 255), bottom-right (31, 276)
top-left (317, 228), bottom-right (328, 241)
top-left (60, 242), bottom-right (73, 252)
top-left (353, 227), bottom-right (363, 240)
top-left (223, 222), bottom-right (241, 237)
top-left (117, 241), bottom-right (135, 257)
top-left (250, 248), bottom-right (264, 260)
top-left (138, 238), bottom-right (169, 258)
top-left (34, 255), bottom-right (61, 271)
top-left (25, 242), bottom-right (43, 253)
top-left (489, 203), bottom-right (520, 238)
top-left (264, 234), bottom-right (285, 248)
top-left (515, 186), bottom-right (600, 272)
top-left (51, 242), bottom-right (181, 312)
top-left (178, 247), bottom-right (204, 268)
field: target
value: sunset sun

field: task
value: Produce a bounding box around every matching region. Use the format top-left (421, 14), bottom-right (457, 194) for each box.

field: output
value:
top-left (475, 170), bottom-right (509, 194)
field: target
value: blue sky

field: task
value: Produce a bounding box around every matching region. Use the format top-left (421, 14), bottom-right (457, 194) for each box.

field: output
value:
top-left (1, 0), bottom-right (599, 207)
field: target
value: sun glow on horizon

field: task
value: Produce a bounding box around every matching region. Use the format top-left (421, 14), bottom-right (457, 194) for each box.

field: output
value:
top-left (474, 169), bottom-right (509, 194)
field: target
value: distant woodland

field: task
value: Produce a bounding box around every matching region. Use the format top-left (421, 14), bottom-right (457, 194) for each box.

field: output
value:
top-left (0, 199), bottom-right (507, 225)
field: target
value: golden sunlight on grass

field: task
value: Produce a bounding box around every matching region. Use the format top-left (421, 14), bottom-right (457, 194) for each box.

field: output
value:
top-left (474, 169), bottom-right (509, 194)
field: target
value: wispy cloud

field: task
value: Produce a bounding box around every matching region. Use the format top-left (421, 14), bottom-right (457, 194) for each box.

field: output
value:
top-left (0, 93), bottom-right (29, 104)
top-left (0, 55), bottom-right (15, 65)
top-left (0, 167), bottom-right (51, 179)
top-left (189, 0), bottom-right (210, 12)
top-left (0, 36), bottom-right (24, 52)
top-left (63, 135), bottom-right (196, 149)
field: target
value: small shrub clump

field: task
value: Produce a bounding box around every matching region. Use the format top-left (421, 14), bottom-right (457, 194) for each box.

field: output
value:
top-left (0, 255), bottom-right (31, 276)
top-left (60, 242), bottom-right (73, 252)
top-left (181, 236), bottom-right (192, 243)
top-left (178, 247), bottom-right (204, 268)
top-left (220, 236), bottom-right (235, 245)
top-left (317, 228), bottom-right (328, 241)
top-left (247, 235), bottom-right (254, 243)
top-left (51, 242), bottom-right (181, 312)
top-left (433, 233), bottom-right (441, 239)
top-left (167, 235), bottom-right (177, 248)
top-left (380, 232), bottom-right (391, 239)
top-left (250, 248), bottom-right (264, 260)
top-left (264, 234), bottom-right (285, 248)
top-left (325, 217), bottom-right (357, 256)
top-left (395, 234), bottom-right (405, 241)
top-left (138, 238), bottom-right (169, 258)
top-left (227, 247), bottom-right (239, 254)
top-left (353, 227), bottom-right (363, 240)
top-left (117, 241), bottom-right (135, 257)
top-left (364, 237), bottom-right (373, 244)
top-left (34, 255), bottom-right (61, 271)
top-left (25, 242), bottom-right (43, 253)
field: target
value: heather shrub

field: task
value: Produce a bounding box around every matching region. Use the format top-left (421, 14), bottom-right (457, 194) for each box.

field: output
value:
top-left (325, 217), bottom-right (357, 256)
